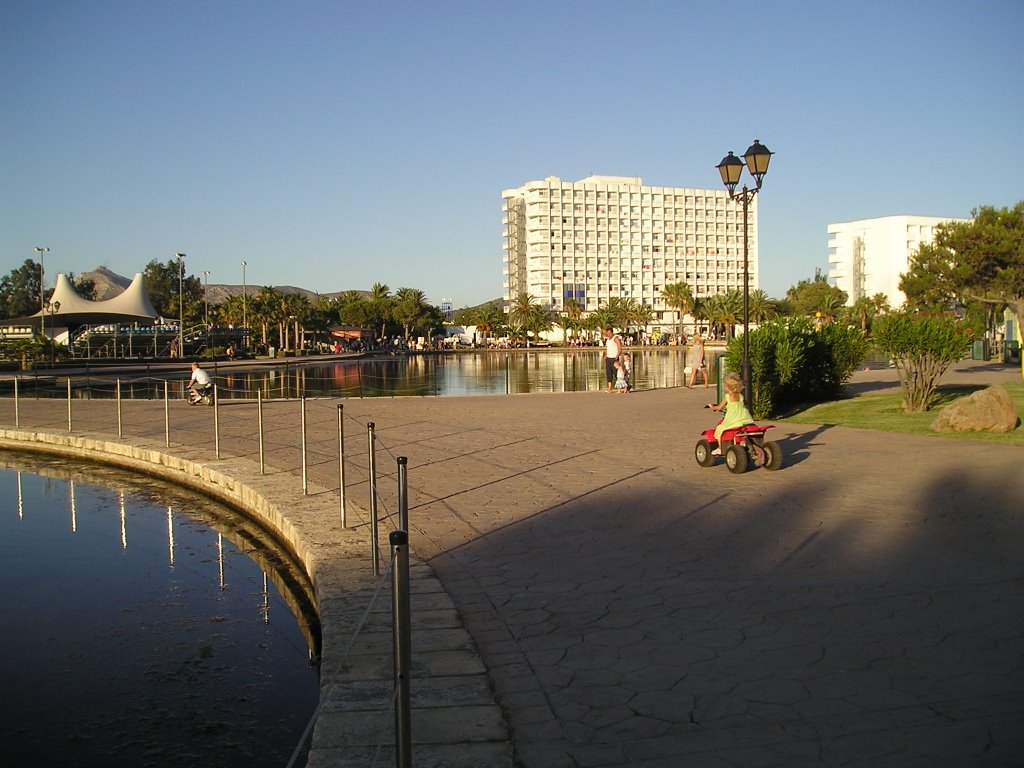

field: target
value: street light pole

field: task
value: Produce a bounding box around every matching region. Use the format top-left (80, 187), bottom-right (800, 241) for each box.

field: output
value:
top-left (34, 247), bottom-right (49, 311)
top-left (175, 252), bottom-right (186, 358)
top-left (45, 300), bottom-right (61, 367)
top-left (716, 139), bottom-right (773, 400)
top-left (241, 260), bottom-right (248, 349)
top-left (202, 271), bottom-right (210, 326)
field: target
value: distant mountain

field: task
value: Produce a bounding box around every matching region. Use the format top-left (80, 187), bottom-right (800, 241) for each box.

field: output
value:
top-left (75, 267), bottom-right (500, 310)
top-left (77, 267), bottom-right (369, 304)
top-left (80, 266), bottom-right (132, 301)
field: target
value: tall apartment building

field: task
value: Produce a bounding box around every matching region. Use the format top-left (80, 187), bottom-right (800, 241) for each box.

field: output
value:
top-left (501, 175), bottom-right (758, 327)
top-left (827, 215), bottom-right (966, 309)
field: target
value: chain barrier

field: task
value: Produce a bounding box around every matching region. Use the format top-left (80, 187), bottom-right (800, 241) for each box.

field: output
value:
top-left (3, 374), bottom-right (420, 767)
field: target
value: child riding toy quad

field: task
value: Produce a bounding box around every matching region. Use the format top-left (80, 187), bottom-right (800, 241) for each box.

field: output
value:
top-left (695, 422), bottom-right (784, 473)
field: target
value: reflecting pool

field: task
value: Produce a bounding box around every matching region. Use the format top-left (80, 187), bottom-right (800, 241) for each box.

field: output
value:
top-left (0, 451), bottom-right (320, 768)
top-left (16, 347), bottom-right (718, 401)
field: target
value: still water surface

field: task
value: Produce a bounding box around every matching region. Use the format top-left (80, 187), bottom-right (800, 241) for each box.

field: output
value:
top-left (0, 451), bottom-right (320, 768)
top-left (33, 348), bottom-right (714, 400)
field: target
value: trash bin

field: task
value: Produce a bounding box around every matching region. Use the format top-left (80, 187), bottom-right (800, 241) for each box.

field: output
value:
top-left (971, 339), bottom-right (990, 361)
top-left (268, 346), bottom-right (276, 359)
top-left (1005, 340), bottom-right (1021, 364)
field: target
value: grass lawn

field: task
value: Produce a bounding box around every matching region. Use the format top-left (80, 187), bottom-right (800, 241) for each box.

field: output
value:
top-left (785, 380), bottom-right (1024, 447)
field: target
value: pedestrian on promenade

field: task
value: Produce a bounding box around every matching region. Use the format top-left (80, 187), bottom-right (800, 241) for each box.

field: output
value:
top-left (613, 361), bottom-right (629, 393)
top-left (688, 332), bottom-right (709, 388)
top-left (603, 327), bottom-right (623, 393)
top-left (621, 352), bottom-right (633, 392)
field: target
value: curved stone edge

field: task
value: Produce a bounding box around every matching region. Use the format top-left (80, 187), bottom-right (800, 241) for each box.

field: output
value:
top-left (0, 427), bottom-right (370, 585)
top-left (0, 427), bottom-right (514, 766)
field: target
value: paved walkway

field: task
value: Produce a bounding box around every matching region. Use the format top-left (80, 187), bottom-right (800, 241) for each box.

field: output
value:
top-left (1, 360), bottom-right (1022, 767)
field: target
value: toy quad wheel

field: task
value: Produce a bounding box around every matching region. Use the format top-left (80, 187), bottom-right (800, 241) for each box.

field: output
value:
top-left (725, 443), bottom-right (749, 474)
top-left (750, 437), bottom-right (784, 470)
top-left (695, 438), bottom-right (716, 467)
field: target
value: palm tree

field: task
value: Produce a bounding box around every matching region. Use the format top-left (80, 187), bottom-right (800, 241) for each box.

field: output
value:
top-left (720, 290), bottom-right (744, 339)
top-left (746, 289), bottom-right (778, 326)
top-left (662, 282), bottom-right (695, 339)
top-left (602, 297), bottom-right (630, 334)
top-left (704, 294), bottom-right (741, 340)
top-left (369, 283), bottom-right (393, 341)
top-left (816, 293), bottom-right (845, 324)
top-left (561, 298), bottom-right (584, 345)
top-left (524, 304), bottom-right (553, 344)
top-left (253, 287), bottom-right (281, 349)
top-left (276, 292), bottom-right (309, 351)
top-left (469, 303), bottom-right (506, 346)
top-left (215, 294), bottom-right (247, 327)
top-left (629, 302), bottom-right (656, 339)
top-left (849, 296), bottom-right (874, 333)
top-left (563, 298), bottom-right (583, 323)
top-left (510, 292), bottom-right (537, 325)
top-left (690, 298), bottom-right (710, 339)
top-left (577, 312), bottom-right (601, 344)
top-left (394, 287), bottom-right (429, 340)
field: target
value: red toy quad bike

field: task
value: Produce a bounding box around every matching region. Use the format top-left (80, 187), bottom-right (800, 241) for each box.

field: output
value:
top-left (695, 422), bottom-right (784, 474)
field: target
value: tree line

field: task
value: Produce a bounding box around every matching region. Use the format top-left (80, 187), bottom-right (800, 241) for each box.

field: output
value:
top-left (6, 200), bottom-right (1020, 356)
top-left (0, 258), bottom-right (445, 353)
top-left (454, 275), bottom-right (860, 347)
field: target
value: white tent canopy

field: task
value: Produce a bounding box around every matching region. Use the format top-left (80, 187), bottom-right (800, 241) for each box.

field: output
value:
top-left (30, 272), bottom-right (160, 327)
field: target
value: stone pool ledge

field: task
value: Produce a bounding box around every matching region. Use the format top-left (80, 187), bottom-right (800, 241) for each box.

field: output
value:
top-left (0, 426), bottom-right (513, 767)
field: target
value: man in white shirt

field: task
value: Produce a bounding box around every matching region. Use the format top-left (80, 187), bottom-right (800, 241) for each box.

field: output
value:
top-left (188, 361), bottom-right (212, 398)
top-left (603, 327), bottom-right (623, 393)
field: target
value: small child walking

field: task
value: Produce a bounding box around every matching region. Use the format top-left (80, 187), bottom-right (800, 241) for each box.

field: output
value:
top-left (613, 361), bottom-right (629, 393)
top-left (708, 373), bottom-right (753, 453)
top-left (620, 352), bottom-right (632, 392)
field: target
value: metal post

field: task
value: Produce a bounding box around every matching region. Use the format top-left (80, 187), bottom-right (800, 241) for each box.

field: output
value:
top-left (301, 396), bottom-right (308, 495)
top-left (257, 390), bottom-right (265, 474)
top-left (214, 384), bottom-right (220, 458)
top-left (505, 353), bottom-right (510, 394)
top-left (368, 422), bottom-right (379, 576)
top-left (117, 378), bottom-right (122, 438)
top-left (13, 376), bottom-right (19, 427)
top-left (67, 378), bottom-right (72, 431)
top-left (176, 252), bottom-right (186, 360)
top-left (338, 404), bottom-right (347, 528)
top-left (241, 259), bottom-right (247, 349)
top-left (741, 187), bottom-right (751, 399)
top-left (390, 529), bottom-right (412, 768)
top-left (397, 456), bottom-right (409, 532)
top-left (164, 380), bottom-right (170, 447)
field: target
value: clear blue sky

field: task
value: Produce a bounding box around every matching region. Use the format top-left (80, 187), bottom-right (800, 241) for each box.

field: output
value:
top-left (3, 0), bottom-right (1022, 309)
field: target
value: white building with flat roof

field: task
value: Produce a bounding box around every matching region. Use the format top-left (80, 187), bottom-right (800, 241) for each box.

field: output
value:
top-left (827, 215), bottom-right (967, 308)
top-left (501, 175), bottom-right (758, 326)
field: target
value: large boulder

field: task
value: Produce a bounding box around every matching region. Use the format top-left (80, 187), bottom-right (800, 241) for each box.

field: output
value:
top-left (931, 384), bottom-right (1020, 434)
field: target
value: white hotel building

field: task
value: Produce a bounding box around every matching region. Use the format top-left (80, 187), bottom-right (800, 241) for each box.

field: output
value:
top-left (827, 215), bottom-right (966, 309)
top-left (501, 175), bottom-right (758, 327)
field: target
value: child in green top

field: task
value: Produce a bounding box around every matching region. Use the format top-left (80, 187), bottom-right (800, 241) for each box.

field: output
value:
top-left (708, 373), bottom-right (754, 454)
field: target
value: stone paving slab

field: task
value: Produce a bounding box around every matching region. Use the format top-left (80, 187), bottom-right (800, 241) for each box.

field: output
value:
top-left (1, 358), bottom-right (1022, 767)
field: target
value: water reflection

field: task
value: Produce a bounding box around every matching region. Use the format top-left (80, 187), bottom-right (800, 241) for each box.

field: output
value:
top-left (16, 347), bottom-right (717, 401)
top-left (0, 450), bottom-right (319, 768)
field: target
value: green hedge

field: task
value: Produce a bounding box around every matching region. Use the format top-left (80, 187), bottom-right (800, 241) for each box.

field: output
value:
top-left (724, 317), bottom-right (870, 418)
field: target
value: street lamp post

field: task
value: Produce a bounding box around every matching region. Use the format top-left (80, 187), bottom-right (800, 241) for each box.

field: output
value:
top-left (45, 300), bottom-right (61, 367)
top-left (716, 139), bottom-right (773, 400)
top-left (34, 247), bottom-right (49, 311)
top-left (175, 252), bottom-right (186, 358)
top-left (201, 271), bottom-right (210, 326)
top-left (241, 260), bottom-right (248, 349)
